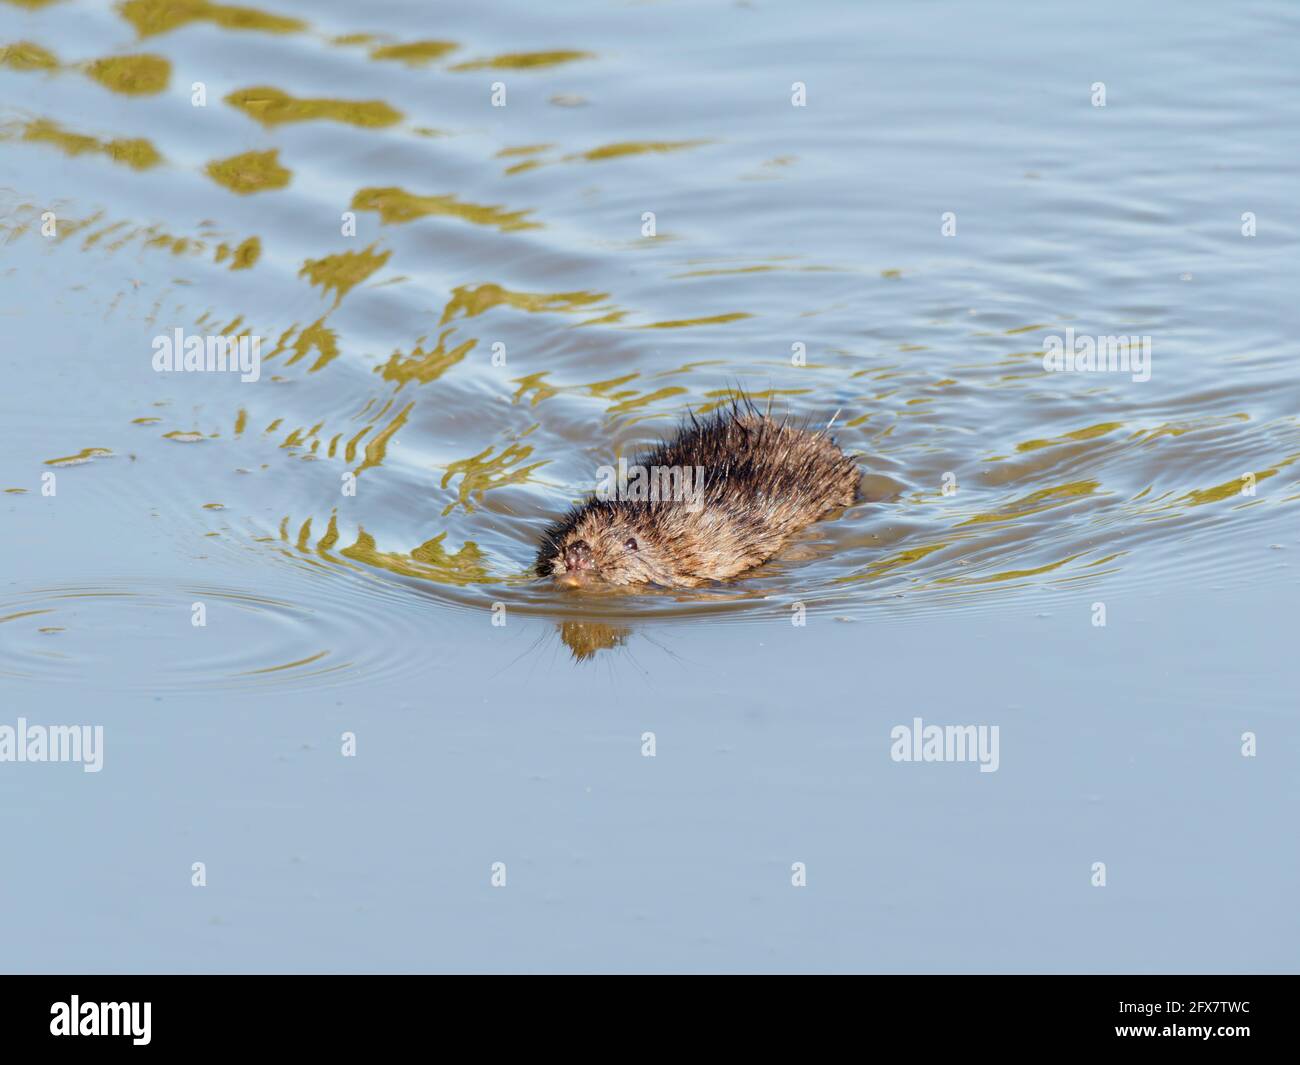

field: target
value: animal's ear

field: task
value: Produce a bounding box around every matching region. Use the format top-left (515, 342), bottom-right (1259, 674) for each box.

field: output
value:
top-left (624, 537), bottom-right (638, 551)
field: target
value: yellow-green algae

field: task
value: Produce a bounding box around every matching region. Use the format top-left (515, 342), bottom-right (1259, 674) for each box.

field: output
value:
top-left (450, 49), bottom-right (592, 72)
top-left (565, 139), bottom-right (708, 163)
top-left (351, 186), bottom-right (538, 232)
top-left (45, 447), bottom-right (113, 466)
top-left (369, 40), bottom-right (458, 66)
top-left (637, 312), bottom-right (752, 329)
top-left (85, 53), bottom-right (170, 94)
top-left (117, 0), bottom-right (306, 39)
top-left (298, 245), bottom-right (391, 307)
top-left (377, 329), bottom-right (477, 388)
top-left (438, 283), bottom-right (607, 324)
top-left (15, 118), bottom-right (162, 170)
top-left (0, 40), bottom-right (59, 70)
top-left (225, 86), bottom-right (402, 128)
top-left (205, 149), bottom-right (290, 194)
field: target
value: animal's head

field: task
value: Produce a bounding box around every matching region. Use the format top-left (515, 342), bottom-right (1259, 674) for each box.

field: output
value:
top-left (537, 503), bottom-right (675, 588)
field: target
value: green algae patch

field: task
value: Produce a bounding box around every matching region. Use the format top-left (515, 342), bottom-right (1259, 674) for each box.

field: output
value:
top-left (450, 49), bottom-right (593, 72)
top-left (298, 245), bottom-right (392, 306)
top-left (17, 119), bottom-right (162, 170)
top-left (86, 53), bottom-right (170, 94)
top-left (225, 86), bottom-right (402, 128)
top-left (118, 0), bottom-right (306, 38)
top-left (351, 186), bottom-right (539, 232)
top-left (369, 40), bottom-right (458, 66)
top-left (205, 149), bottom-right (290, 194)
top-left (0, 40), bottom-right (59, 71)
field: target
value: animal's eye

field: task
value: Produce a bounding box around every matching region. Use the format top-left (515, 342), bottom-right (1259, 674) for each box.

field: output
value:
top-left (624, 537), bottom-right (638, 551)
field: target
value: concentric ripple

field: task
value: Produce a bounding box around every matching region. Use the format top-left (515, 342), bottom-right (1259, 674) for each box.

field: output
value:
top-left (0, 579), bottom-right (438, 692)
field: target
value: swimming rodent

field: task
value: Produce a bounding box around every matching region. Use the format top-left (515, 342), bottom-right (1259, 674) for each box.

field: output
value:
top-left (536, 400), bottom-right (861, 589)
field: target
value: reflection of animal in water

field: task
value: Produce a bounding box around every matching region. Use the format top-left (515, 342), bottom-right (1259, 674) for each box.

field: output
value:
top-left (537, 397), bottom-right (861, 589)
top-left (558, 620), bottom-right (630, 661)
top-left (493, 618), bottom-right (686, 673)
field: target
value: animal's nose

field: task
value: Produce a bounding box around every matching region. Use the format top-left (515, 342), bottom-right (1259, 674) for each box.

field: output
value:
top-left (564, 540), bottom-right (594, 572)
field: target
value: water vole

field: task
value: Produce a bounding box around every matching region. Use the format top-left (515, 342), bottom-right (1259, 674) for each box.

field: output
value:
top-left (536, 400), bottom-right (860, 588)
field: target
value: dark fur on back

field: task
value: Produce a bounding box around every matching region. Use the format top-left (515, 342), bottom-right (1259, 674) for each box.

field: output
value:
top-left (536, 396), bottom-right (861, 588)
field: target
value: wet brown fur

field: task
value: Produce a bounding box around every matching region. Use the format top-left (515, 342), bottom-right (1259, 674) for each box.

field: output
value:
top-left (536, 398), bottom-right (861, 588)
